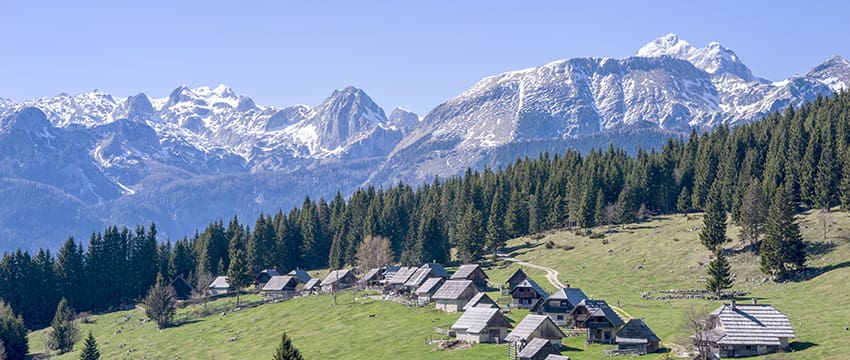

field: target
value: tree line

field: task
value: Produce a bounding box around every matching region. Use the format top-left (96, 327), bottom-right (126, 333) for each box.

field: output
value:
top-left (2, 91), bottom-right (849, 341)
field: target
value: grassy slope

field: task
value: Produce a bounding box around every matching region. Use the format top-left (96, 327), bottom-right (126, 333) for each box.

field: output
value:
top-left (30, 210), bottom-right (850, 359)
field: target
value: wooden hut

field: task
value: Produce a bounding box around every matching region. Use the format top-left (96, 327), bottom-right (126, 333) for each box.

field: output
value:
top-left (569, 299), bottom-right (624, 344)
top-left (462, 292), bottom-right (500, 311)
top-left (531, 286), bottom-right (588, 326)
top-left (209, 276), bottom-right (233, 296)
top-left (450, 264), bottom-right (489, 289)
top-left (506, 314), bottom-right (567, 349)
top-left (616, 319), bottom-right (661, 354)
top-left (432, 280), bottom-right (478, 313)
top-left (321, 269), bottom-right (357, 292)
top-left (451, 307), bottom-right (511, 343)
top-left (261, 275), bottom-right (299, 300)
top-left (414, 277), bottom-right (444, 304)
top-left (517, 338), bottom-right (561, 360)
top-left (505, 268), bottom-right (529, 291)
top-left (254, 269), bottom-right (280, 288)
top-left (694, 301), bottom-right (795, 358)
top-left (510, 278), bottom-right (548, 309)
top-left (170, 276), bottom-right (193, 300)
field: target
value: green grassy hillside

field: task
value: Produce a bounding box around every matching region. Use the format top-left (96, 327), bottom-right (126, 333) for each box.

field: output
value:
top-left (29, 210), bottom-right (850, 359)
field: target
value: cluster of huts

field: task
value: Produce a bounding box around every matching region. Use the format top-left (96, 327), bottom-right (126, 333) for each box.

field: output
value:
top-left (174, 262), bottom-right (795, 359)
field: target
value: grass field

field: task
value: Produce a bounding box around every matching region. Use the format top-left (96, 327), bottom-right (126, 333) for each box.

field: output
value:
top-left (29, 210), bottom-right (850, 359)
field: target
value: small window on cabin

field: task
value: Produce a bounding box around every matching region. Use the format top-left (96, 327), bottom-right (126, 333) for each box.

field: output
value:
top-left (556, 315), bottom-right (564, 320)
top-left (745, 345), bottom-right (751, 350)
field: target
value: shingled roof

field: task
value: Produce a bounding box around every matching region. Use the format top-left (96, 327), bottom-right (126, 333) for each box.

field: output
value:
top-left (261, 275), bottom-right (297, 291)
top-left (518, 338), bottom-right (559, 359)
top-left (506, 314), bottom-right (567, 342)
top-left (451, 307), bottom-right (510, 334)
top-left (432, 280), bottom-right (475, 300)
top-left (511, 278), bottom-right (548, 298)
top-left (419, 262), bottom-right (450, 278)
top-left (303, 278), bottom-right (321, 289)
top-left (573, 299), bottom-right (625, 327)
top-left (700, 303), bottom-right (795, 346)
top-left (357, 268), bottom-right (382, 284)
top-left (616, 319), bottom-right (661, 344)
top-left (387, 267), bottom-right (417, 285)
top-left (209, 276), bottom-right (231, 289)
top-left (463, 292), bottom-right (500, 311)
top-left (287, 269), bottom-right (311, 283)
top-left (451, 264), bottom-right (488, 280)
top-left (415, 277), bottom-right (444, 295)
top-left (323, 269), bottom-right (355, 286)
top-left (404, 268), bottom-right (433, 287)
top-left (544, 355), bottom-right (570, 360)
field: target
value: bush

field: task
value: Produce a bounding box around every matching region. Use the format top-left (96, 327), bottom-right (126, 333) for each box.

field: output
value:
top-left (544, 241), bottom-right (555, 249)
top-left (0, 301), bottom-right (28, 360)
top-left (530, 233), bottom-right (545, 240)
top-left (589, 232), bottom-right (605, 239)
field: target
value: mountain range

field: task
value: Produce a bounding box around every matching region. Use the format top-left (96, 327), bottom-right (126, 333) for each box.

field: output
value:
top-left (1, 33), bottom-right (848, 250)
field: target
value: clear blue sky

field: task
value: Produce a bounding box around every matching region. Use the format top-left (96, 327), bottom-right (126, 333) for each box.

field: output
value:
top-left (1, 1), bottom-right (848, 115)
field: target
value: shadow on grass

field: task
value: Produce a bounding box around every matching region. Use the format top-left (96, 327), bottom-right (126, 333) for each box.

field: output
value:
top-left (783, 261), bottom-right (850, 283)
top-left (501, 242), bottom-right (541, 255)
top-left (560, 344), bottom-right (584, 352)
top-left (806, 241), bottom-right (837, 256)
top-left (169, 319), bottom-right (202, 328)
top-left (789, 341), bottom-right (818, 352)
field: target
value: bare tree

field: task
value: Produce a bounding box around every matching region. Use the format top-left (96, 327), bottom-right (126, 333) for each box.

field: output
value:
top-left (685, 305), bottom-right (712, 360)
top-left (356, 235), bottom-right (393, 272)
top-left (192, 272), bottom-right (214, 315)
top-left (817, 209), bottom-right (834, 245)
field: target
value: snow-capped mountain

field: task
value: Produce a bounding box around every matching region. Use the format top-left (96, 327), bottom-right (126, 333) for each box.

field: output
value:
top-left (0, 33), bottom-right (847, 251)
top-left (370, 34), bottom-right (846, 185)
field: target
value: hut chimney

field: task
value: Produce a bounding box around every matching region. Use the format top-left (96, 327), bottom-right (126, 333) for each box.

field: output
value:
top-left (566, 283), bottom-right (570, 288)
top-left (730, 300), bottom-right (736, 310)
top-left (752, 298), bottom-right (758, 305)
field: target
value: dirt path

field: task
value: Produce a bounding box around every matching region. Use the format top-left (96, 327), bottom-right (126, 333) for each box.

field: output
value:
top-left (497, 252), bottom-right (632, 319)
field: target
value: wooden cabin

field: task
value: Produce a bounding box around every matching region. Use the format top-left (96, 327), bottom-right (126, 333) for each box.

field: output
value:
top-left (404, 268), bottom-right (435, 293)
top-left (254, 269), bottom-right (280, 288)
top-left (302, 278), bottom-right (322, 294)
top-left (209, 276), bottom-right (233, 296)
top-left (419, 262), bottom-right (450, 278)
top-left (616, 319), bottom-right (661, 355)
top-left (451, 307), bottom-right (511, 343)
top-left (531, 286), bottom-right (588, 326)
top-left (694, 301), bottom-right (795, 358)
top-left (450, 264), bottom-right (489, 290)
top-left (517, 338), bottom-right (562, 360)
top-left (357, 267), bottom-right (385, 288)
top-left (432, 280), bottom-right (478, 313)
top-left (414, 277), bottom-right (444, 304)
top-left (261, 275), bottom-right (299, 300)
top-left (505, 268), bottom-right (529, 291)
top-left (170, 276), bottom-right (193, 300)
top-left (321, 269), bottom-right (357, 292)
top-left (384, 266), bottom-right (417, 293)
top-left (510, 278), bottom-right (548, 309)
top-left (506, 314), bottom-right (567, 350)
top-left (287, 269), bottom-right (311, 284)
top-left (569, 300), bottom-right (624, 344)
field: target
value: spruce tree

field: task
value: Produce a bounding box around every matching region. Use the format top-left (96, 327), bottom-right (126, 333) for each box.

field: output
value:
top-left (0, 301), bottom-right (27, 360)
top-left (455, 206), bottom-right (484, 263)
top-left (699, 182), bottom-right (727, 251)
top-left (272, 332), bottom-right (304, 360)
top-left (738, 179), bottom-right (766, 251)
top-left (615, 185), bottom-right (638, 225)
top-left (839, 148), bottom-right (850, 210)
top-left (47, 298), bottom-right (79, 354)
top-left (761, 187), bottom-right (807, 278)
top-left (705, 249), bottom-right (733, 298)
top-left (484, 190), bottom-right (507, 255)
top-left (594, 189), bottom-right (607, 228)
top-left (227, 246), bottom-right (252, 309)
top-left (577, 187), bottom-right (596, 229)
top-left (79, 332), bottom-right (99, 360)
top-left (676, 186), bottom-right (692, 214)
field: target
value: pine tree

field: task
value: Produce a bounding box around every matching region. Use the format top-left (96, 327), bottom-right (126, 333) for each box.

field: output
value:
top-left (738, 179), bottom-right (766, 251)
top-left (79, 332), bottom-right (99, 360)
top-left (272, 332), bottom-right (304, 360)
top-left (455, 205), bottom-right (485, 263)
top-left (227, 246), bottom-right (252, 309)
top-left (47, 298), bottom-right (79, 354)
top-left (705, 249), bottom-right (733, 298)
top-left (699, 182), bottom-right (727, 251)
top-left (484, 190), bottom-right (507, 255)
top-left (676, 186), bottom-right (692, 214)
top-left (615, 185), bottom-right (638, 225)
top-left (0, 301), bottom-right (27, 360)
top-left (594, 189), bottom-right (607, 229)
top-left (760, 187), bottom-right (807, 278)
top-left (577, 187), bottom-right (596, 229)
top-left (839, 147), bottom-right (850, 210)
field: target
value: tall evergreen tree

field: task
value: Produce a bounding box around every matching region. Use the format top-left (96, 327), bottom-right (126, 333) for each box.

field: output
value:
top-left (55, 238), bottom-right (85, 310)
top-left (676, 187), bottom-right (692, 214)
top-left (272, 332), bottom-right (304, 360)
top-left (79, 332), bottom-right (100, 360)
top-left (226, 235), bottom-right (252, 308)
top-left (47, 298), bottom-right (79, 354)
top-left (455, 206), bottom-right (485, 263)
top-left (484, 190), bottom-right (507, 255)
top-left (700, 182), bottom-right (727, 251)
top-left (577, 187), bottom-right (596, 229)
top-left (738, 179), bottom-right (766, 251)
top-left (761, 187), bottom-right (807, 278)
top-left (705, 249), bottom-right (733, 298)
top-left (0, 300), bottom-right (27, 360)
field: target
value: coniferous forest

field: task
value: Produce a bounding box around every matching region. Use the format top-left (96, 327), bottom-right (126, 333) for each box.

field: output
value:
top-left (2, 91), bottom-right (850, 332)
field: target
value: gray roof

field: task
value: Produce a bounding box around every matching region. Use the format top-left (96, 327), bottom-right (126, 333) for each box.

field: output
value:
top-left (387, 267), bottom-right (417, 285)
top-left (404, 268), bottom-right (433, 287)
top-left (451, 307), bottom-right (510, 334)
top-left (260, 269), bottom-right (281, 277)
top-left (573, 300), bottom-right (625, 327)
top-left (511, 278), bottom-right (548, 298)
top-left (419, 263), bottom-right (450, 278)
top-left (544, 355), bottom-right (570, 360)
top-left (261, 275), bottom-right (296, 291)
top-left (506, 314), bottom-right (567, 342)
top-left (518, 338), bottom-right (556, 358)
top-left (451, 264), bottom-right (488, 280)
top-left (463, 292), bottom-right (499, 311)
top-left (287, 269), bottom-right (311, 283)
top-left (506, 268), bottom-right (528, 283)
top-left (358, 268), bottom-right (382, 284)
top-left (548, 287), bottom-right (588, 305)
top-left (323, 269), bottom-right (355, 286)
top-left (304, 278), bottom-right (321, 289)
top-left (209, 276), bottom-right (231, 289)
top-left (616, 319), bottom-right (660, 344)
top-left (432, 280), bottom-right (476, 300)
top-left (415, 277), bottom-right (444, 295)
top-left (700, 304), bottom-right (795, 346)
